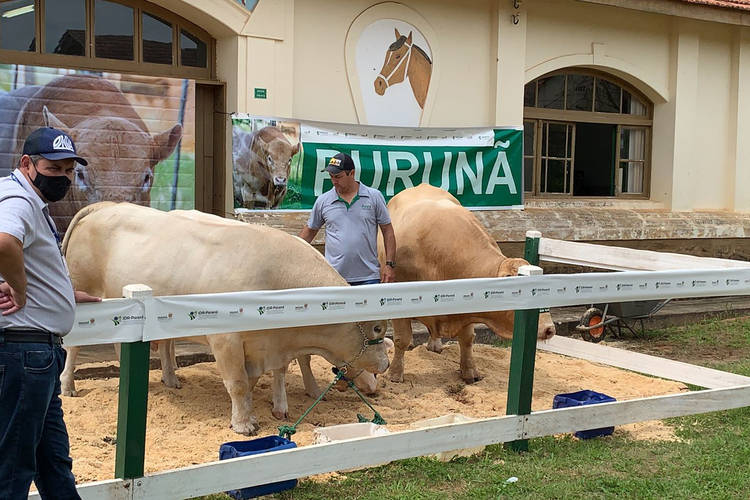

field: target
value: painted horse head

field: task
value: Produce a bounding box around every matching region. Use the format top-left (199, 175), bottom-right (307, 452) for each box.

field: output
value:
top-left (373, 28), bottom-right (432, 109)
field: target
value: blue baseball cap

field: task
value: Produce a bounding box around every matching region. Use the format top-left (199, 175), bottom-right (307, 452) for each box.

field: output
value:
top-left (22, 127), bottom-right (88, 166)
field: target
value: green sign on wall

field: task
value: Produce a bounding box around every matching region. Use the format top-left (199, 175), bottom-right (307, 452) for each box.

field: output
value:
top-left (231, 114), bottom-right (523, 210)
top-left (254, 88), bottom-right (267, 99)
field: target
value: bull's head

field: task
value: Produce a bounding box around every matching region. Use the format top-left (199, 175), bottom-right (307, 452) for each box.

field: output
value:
top-left (477, 257), bottom-right (556, 341)
top-left (43, 106), bottom-right (182, 207)
top-left (341, 320), bottom-right (390, 377)
top-left (254, 132), bottom-right (299, 202)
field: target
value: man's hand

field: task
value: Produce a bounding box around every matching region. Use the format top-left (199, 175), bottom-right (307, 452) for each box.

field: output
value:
top-left (74, 290), bottom-right (102, 303)
top-left (0, 281), bottom-right (25, 316)
top-left (381, 264), bottom-right (396, 283)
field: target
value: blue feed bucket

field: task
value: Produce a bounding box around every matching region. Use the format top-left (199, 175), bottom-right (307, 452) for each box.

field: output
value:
top-left (219, 436), bottom-right (297, 499)
top-left (553, 390), bottom-right (617, 439)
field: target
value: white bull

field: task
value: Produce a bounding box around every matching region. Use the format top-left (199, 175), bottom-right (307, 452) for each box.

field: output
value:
top-left (61, 202), bottom-right (390, 434)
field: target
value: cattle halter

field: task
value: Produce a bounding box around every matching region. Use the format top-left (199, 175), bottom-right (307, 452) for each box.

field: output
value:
top-left (337, 322), bottom-right (385, 376)
top-left (377, 41), bottom-right (413, 89)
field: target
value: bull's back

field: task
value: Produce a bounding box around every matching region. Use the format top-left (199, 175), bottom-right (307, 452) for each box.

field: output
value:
top-left (65, 203), bottom-right (346, 298)
top-left (385, 184), bottom-right (505, 281)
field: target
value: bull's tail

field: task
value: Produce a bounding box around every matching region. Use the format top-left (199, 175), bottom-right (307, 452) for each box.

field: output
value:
top-left (61, 201), bottom-right (118, 256)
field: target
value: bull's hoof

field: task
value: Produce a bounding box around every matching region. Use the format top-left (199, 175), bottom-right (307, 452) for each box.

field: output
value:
top-left (61, 388), bottom-right (78, 397)
top-left (461, 371), bottom-right (482, 384)
top-left (230, 420), bottom-right (260, 436)
top-left (162, 377), bottom-right (182, 389)
top-left (272, 409), bottom-right (289, 420)
top-left (389, 371), bottom-right (404, 383)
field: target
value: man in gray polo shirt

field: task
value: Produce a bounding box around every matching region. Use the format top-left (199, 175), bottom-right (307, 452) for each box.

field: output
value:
top-left (1, 127), bottom-right (100, 499)
top-left (299, 152), bottom-right (396, 285)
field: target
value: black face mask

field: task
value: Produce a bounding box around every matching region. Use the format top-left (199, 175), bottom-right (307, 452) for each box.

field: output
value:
top-left (30, 161), bottom-right (72, 202)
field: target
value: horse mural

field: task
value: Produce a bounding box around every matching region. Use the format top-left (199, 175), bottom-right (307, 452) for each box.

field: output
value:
top-left (374, 29), bottom-right (432, 109)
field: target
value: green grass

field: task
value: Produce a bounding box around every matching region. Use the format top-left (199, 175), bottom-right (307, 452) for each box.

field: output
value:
top-left (194, 316), bottom-right (750, 500)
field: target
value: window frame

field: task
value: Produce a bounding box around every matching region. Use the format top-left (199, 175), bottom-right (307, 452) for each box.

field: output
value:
top-left (0, 0), bottom-right (214, 80)
top-left (524, 69), bottom-right (652, 200)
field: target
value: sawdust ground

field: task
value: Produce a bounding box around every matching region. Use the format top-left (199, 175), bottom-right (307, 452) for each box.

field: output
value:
top-left (62, 343), bottom-right (687, 484)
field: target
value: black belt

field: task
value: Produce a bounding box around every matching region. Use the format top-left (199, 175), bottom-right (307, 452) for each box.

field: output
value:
top-left (0, 330), bottom-right (62, 345)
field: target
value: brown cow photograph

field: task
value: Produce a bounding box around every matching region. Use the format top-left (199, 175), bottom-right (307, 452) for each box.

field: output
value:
top-left (0, 65), bottom-right (195, 231)
top-left (232, 116), bottom-right (301, 210)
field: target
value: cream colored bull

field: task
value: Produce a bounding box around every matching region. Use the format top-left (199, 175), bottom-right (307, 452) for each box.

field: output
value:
top-left (61, 202), bottom-right (389, 435)
top-left (378, 184), bottom-right (556, 383)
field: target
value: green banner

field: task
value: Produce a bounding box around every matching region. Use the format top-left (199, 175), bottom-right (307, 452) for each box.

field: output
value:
top-left (232, 115), bottom-right (523, 210)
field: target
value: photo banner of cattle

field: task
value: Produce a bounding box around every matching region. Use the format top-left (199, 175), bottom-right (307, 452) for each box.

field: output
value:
top-left (231, 114), bottom-right (523, 210)
top-left (0, 64), bottom-right (195, 231)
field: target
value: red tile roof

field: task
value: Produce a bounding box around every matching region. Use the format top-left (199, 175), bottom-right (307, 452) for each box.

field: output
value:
top-left (678, 0), bottom-right (750, 11)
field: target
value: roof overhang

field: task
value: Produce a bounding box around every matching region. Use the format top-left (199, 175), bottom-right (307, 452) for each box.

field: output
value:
top-left (577, 0), bottom-right (750, 26)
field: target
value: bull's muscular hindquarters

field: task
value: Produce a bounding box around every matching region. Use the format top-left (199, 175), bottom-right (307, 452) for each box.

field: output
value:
top-left (378, 184), bottom-right (556, 383)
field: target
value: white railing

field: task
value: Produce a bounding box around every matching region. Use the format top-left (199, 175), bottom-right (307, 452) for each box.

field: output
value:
top-left (31, 236), bottom-right (750, 500)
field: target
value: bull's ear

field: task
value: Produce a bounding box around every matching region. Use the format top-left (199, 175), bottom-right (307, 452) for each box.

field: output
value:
top-left (292, 142), bottom-right (300, 156)
top-left (499, 257), bottom-right (529, 277)
top-left (395, 28), bottom-right (401, 39)
top-left (151, 123), bottom-right (183, 166)
top-left (406, 31), bottom-right (413, 45)
top-left (42, 106), bottom-right (71, 133)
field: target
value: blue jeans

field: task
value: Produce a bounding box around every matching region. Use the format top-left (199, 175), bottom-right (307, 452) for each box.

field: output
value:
top-left (348, 279), bottom-right (381, 286)
top-left (0, 342), bottom-right (80, 499)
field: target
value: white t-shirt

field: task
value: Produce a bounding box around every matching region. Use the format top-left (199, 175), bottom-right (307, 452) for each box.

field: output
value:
top-left (0, 169), bottom-right (75, 335)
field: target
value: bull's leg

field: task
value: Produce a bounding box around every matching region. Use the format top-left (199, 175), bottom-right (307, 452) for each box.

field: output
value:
top-left (389, 318), bottom-right (412, 382)
top-left (457, 324), bottom-right (481, 383)
top-left (210, 337), bottom-right (259, 435)
top-left (60, 345), bottom-right (81, 397)
top-left (271, 365), bottom-right (289, 420)
top-left (297, 354), bottom-right (324, 399)
top-left (158, 340), bottom-right (181, 389)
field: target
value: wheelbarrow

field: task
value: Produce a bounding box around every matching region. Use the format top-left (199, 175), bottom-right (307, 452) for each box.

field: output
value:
top-left (576, 299), bottom-right (670, 343)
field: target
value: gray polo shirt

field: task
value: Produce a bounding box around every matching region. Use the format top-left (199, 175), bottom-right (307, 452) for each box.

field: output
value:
top-left (0, 169), bottom-right (75, 335)
top-left (308, 182), bottom-right (391, 282)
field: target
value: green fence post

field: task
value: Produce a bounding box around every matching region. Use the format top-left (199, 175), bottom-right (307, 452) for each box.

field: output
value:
top-left (114, 284), bottom-right (152, 480)
top-left (506, 231), bottom-right (542, 452)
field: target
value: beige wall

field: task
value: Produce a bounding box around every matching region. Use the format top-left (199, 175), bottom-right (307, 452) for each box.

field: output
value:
top-left (185, 0), bottom-right (750, 214)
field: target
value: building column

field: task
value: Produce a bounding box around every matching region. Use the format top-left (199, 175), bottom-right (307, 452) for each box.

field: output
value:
top-left (665, 21), bottom-right (699, 211)
top-left (731, 29), bottom-right (750, 212)
top-left (494, 0), bottom-right (527, 126)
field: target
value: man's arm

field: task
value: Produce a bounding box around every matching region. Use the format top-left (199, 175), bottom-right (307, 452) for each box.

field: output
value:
top-left (379, 223), bottom-right (397, 283)
top-left (298, 226), bottom-right (320, 244)
top-left (0, 232), bottom-right (27, 315)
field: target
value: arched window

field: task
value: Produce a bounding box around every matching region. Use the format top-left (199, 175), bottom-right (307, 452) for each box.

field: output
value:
top-left (0, 0), bottom-right (213, 79)
top-left (523, 70), bottom-right (652, 198)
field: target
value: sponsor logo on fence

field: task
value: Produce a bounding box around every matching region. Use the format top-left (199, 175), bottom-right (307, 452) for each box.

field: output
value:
top-left (188, 310), bottom-right (218, 321)
top-left (462, 292), bottom-right (474, 301)
top-left (655, 281), bottom-right (671, 289)
top-left (575, 285), bottom-right (593, 294)
top-left (531, 287), bottom-right (550, 296)
top-left (229, 307), bottom-right (245, 316)
top-left (112, 314), bottom-right (145, 326)
top-left (77, 318), bottom-right (96, 328)
top-left (617, 283), bottom-right (633, 291)
top-left (483, 290), bottom-right (504, 299)
top-left (157, 312), bottom-right (174, 322)
top-left (294, 304), bottom-right (309, 312)
top-left (379, 297), bottom-right (403, 306)
top-left (433, 293), bottom-right (455, 303)
top-left (321, 301), bottom-right (346, 311)
top-left (258, 305), bottom-right (284, 316)
top-left (409, 295), bottom-right (423, 304)
top-left (692, 280), bottom-right (706, 287)
top-left (355, 299), bottom-right (368, 308)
